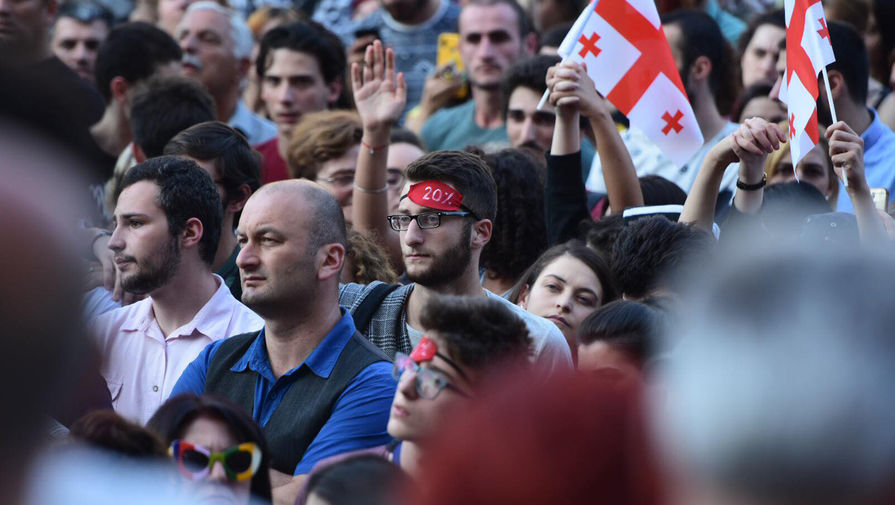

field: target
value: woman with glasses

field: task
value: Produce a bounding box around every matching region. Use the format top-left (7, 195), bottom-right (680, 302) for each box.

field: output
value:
top-left (147, 394), bottom-right (273, 504)
top-left (294, 294), bottom-right (531, 504)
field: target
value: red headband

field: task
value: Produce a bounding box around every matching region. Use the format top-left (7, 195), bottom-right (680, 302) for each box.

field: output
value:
top-left (407, 181), bottom-right (464, 211)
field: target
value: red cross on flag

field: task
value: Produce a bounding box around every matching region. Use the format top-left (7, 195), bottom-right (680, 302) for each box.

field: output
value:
top-left (556, 0), bottom-right (703, 168)
top-left (779, 0), bottom-right (836, 167)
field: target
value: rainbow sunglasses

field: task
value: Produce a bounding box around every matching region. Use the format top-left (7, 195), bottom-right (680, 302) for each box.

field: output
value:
top-left (169, 440), bottom-right (262, 482)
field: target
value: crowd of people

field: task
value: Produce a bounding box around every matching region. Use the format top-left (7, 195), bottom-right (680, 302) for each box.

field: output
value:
top-left (2, 0), bottom-right (895, 503)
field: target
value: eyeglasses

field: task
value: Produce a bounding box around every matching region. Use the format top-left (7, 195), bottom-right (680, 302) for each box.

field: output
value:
top-left (169, 440), bottom-right (262, 482)
top-left (393, 353), bottom-right (469, 399)
top-left (386, 211), bottom-right (473, 231)
top-left (317, 173), bottom-right (355, 188)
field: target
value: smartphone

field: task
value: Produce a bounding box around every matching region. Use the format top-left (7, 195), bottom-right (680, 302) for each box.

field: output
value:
top-left (354, 28), bottom-right (380, 41)
top-left (870, 187), bottom-right (889, 211)
top-left (436, 32), bottom-right (467, 100)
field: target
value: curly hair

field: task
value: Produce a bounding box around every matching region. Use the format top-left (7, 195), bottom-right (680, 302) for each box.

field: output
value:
top-left (419, 294), bottom-right (532, 374)
top-left (479, 149), bottom-right (547, 281)
top-left (346, 230), bottom-right (398, 284)
top-left (611, 216), bottom-right (714, 299)
top-left (287, 110), bottom-right (362, 180)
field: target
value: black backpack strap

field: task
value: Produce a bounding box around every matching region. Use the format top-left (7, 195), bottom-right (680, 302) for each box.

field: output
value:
top-left (351, 283), bottom-right (400, 332)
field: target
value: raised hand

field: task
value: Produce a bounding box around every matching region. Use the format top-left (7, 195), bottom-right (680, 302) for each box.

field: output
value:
top-left (730, 117), bottom-right (787, 181)
top-left (826, 121), bottom-right (866, 192)
top-left (351, 40), bottom-right (406, 133)
top-left (546, 61), bottom-right (610, 121)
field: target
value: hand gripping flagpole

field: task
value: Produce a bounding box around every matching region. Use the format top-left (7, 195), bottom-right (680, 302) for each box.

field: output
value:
top-left (536, 0), bottom-right (599, 111)
top-left (809, 17), bottom-right (845, 186)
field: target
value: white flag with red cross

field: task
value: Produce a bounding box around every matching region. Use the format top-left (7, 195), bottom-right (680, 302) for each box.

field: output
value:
top-left (555, 0), bottom-right (703, 168)
top-left (780, 0), bottom-right (836, 166)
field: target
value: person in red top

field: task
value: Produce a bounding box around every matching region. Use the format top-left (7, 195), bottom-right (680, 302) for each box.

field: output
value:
top-left (254, 21), bottom-right (346, 183)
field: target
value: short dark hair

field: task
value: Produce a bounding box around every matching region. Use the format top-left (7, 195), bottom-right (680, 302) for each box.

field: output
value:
top-left (462, 0), bottom-right (532, 38)
top-left (390, 127), bottom-right (426, 151)
top-left (480, 149), bottom-right (547, 281)
top-left (661, 9), bottom-right (739, 115)
top-left (638, 176), bottom-right (688, 207)
top-left (730, 83), bottom-right (776, 123)
top-left (119, 156), bottom-right (223, 265)
top-left (94, 22), bottom-right (182, 103)
top-left (164, 121), bottom-right (262, 209)
top-left (539, 22), bottom-right (574, 51)
top-left (736, 8), bottom-right (785, 59)
top-left (419, 295), bottom-right (532, 374)
top-left (256, 21), bottom-right (345, 85)
top-left (577, 300), bottom-right (662, 366)
top-left (760, 181), bottom-right (833, 237)
top-left (827, 21), bottom-right (869, 104)
top-left (611, 216), bottom-right (714, 299)
top-left (304, 455), bottom-right (411, 505)
top-left (404, 150), bottom-right (498, 222)
top-left (70, 410), bottom-right (167, 459)
top-left (147, 394), bottom-right (272, 502)
top-left (56, 0), bottom-right (114, 27)
top-left (502, 55), bottom-right (561, 115)
top-left (130, 76), bottom-right (216, 159)
top-left (509, 239), bottom-right (618, 305)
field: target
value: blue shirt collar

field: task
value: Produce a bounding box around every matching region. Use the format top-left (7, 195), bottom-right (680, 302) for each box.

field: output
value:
top-left (230, 309), bottom-right (358, 381)
top-left (862, 108), bottom-right (885, 152)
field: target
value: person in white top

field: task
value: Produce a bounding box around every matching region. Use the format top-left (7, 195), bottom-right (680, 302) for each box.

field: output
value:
top-left (90, 156), bottom-right (262, 424)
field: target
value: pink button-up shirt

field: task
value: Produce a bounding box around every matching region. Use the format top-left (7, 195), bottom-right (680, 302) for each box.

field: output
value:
top-left (90, 276), bottom-right (263, 425)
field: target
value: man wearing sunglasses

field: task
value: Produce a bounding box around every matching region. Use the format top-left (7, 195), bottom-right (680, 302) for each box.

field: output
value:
top-left (172, 180), bottom-right (396, 505)
top-left (340, 150), bottom-right (572, 371)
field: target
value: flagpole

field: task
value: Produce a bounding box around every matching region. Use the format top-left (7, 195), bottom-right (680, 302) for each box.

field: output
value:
top-left (536, 0), bottom-right (598, 111)
top-left (815, 35), bottom-right (846, 186)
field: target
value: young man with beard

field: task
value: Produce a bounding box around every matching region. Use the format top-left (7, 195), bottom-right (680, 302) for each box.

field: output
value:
top-left (90, 157), bottom-right (263, 425)
top-left (340, 150), bottom-right (572, 371)
top-left (171, 180), bottom-right (395, 505)
top-left (419, 0), bottom-right (536, 152)
top-left (50, 0), bottom-right (112, 85)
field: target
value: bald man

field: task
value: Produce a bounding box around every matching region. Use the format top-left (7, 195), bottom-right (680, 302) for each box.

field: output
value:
top-left (171, 180), bottom-right (395, 505)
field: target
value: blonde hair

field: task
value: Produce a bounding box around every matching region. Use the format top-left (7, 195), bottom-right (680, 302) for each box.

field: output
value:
top-left (764, 121), bottom-right (838, 204)
top-left (287, 110), bottom-right (362, 180)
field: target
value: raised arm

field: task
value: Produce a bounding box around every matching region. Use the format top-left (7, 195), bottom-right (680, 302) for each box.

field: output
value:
top-left (826, 121), bottom-right (888, 246)
top-left (549, 62), bottom-right (643, 213)
top-left (682, 118), bottom-right (786, 231)
top-left (351, 41), bottom-right (406, 266)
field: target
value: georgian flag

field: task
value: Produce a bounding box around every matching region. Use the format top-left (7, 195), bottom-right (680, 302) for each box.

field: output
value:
top-left (556, 0), bottom-right (703, 168)
top-left (780, 0), bottom-right (836, 165)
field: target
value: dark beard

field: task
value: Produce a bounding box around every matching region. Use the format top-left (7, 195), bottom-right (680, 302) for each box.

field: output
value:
top-left (406, 222), bottom-right (473, 288)
top-left (816, 96), bottom-right (833, 129)
top-left (121, 237), bottom-right (181, 295)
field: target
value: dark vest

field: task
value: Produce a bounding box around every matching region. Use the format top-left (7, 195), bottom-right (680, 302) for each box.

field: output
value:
top-left (205, 331), bottom-right (390, 474)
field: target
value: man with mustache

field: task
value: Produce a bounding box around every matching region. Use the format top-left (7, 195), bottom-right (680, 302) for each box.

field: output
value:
top-left (419, 0), bottom-right (536, 152)
top-left (176, 1), bottom-right (276, 145)
top-left (90, 156), bottom-right (263, 425)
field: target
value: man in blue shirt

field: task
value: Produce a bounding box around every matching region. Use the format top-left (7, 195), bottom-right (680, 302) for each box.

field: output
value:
top-left (171, 179), bottom-right (395, 505)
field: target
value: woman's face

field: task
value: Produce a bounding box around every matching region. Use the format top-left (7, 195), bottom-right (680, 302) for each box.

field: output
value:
top-left (519, 254), bottom-right (604, 348)
top-left (741, 24), bottom-right (786, 87)
top-left (181, 415), bottom-right (253, 504)
top-left (768, 144), bottom-right (833, 198)
top-left (386, 142), bottom-right (424, 213)
top-left (739, 95), bottom-right (786, 124)
top-left (315, 144), bottom-right (360, 225)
